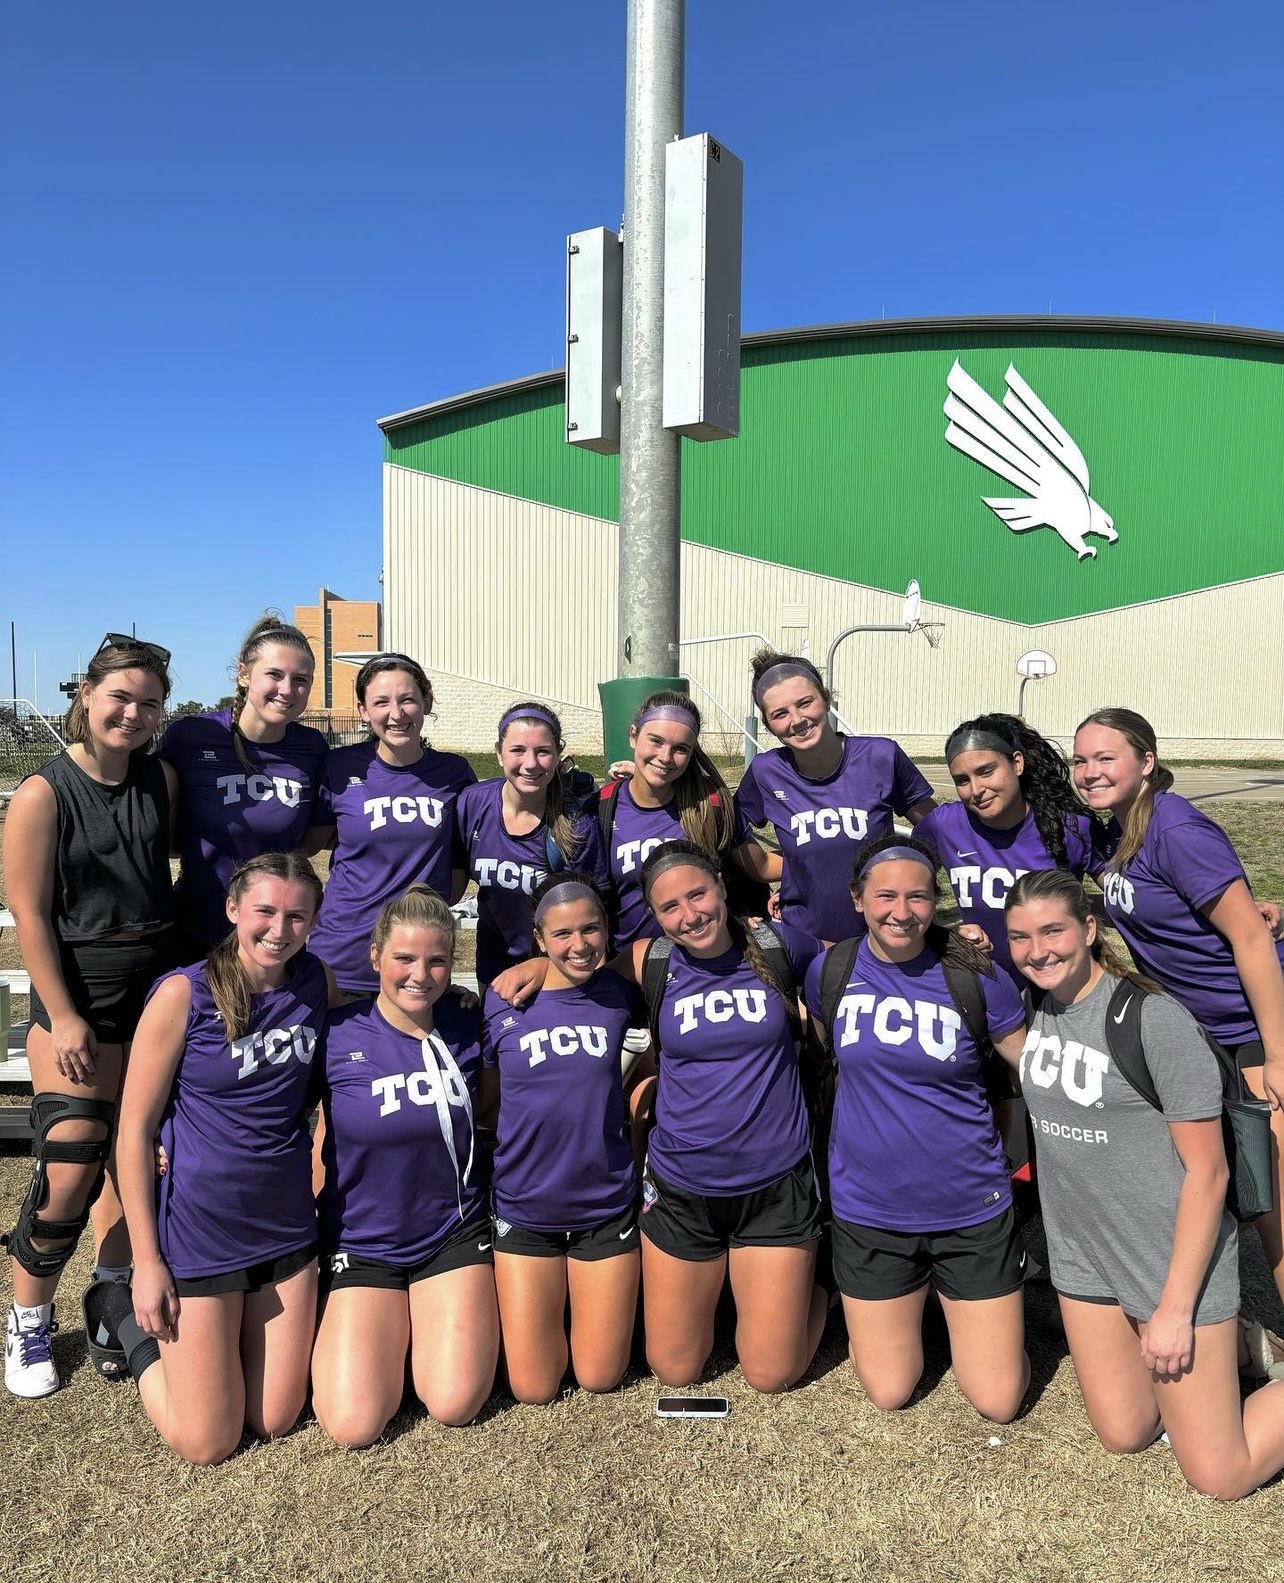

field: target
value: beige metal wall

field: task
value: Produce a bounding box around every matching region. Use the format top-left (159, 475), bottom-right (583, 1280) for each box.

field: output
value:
top-left (385, 466), bottom-right (1284, 760)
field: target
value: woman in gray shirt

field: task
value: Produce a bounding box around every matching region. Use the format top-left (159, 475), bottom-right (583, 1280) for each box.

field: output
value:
top-left (1004, 868), bottom-right (1284, 1501)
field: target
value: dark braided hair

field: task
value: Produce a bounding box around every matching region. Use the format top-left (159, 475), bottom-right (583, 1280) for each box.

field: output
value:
top-left (945, 712), bottom-right (1089, 873)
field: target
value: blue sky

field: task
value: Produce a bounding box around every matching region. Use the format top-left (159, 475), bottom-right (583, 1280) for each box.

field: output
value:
top-left (3, 0), bottom-right (1280, 709)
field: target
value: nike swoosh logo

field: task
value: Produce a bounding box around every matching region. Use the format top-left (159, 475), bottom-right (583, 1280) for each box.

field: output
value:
top-left (957, 850), bottom-right (978, 858)
top-left (477, 1241), bottom-right (492, 1252)
top-left (1113, 997), bottom-right (1132, 1024)
top-left (618, 1226), bottom-right (636, 1240)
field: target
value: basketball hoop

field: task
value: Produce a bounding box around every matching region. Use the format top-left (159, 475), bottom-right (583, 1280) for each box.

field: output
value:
top-left (1016, 650), bottom-right (1058, 718)
top-left (917, 621), bottom-right (945, 650)
top-left (1016, 650), bottom-right (1057, 681)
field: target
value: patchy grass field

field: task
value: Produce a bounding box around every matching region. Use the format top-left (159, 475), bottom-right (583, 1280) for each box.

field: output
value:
top-left (2, 791), bottom-right (1283, 1582)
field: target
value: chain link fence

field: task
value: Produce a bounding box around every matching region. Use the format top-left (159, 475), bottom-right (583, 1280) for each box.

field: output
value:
top-left (0, 700), bottom-right (66, 802)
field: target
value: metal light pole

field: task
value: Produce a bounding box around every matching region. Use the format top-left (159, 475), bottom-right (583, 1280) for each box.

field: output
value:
top-left (598, 0), bottom-right (686, 765)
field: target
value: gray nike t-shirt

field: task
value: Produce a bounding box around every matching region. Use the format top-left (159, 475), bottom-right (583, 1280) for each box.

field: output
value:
top-left (1019, 972), bottom-right (1238, 1323)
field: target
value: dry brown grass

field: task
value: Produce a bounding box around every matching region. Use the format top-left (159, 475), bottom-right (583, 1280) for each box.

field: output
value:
top-left (4, 802), bottom-right (1284, 1580)
top-left (1, 1214), bottom-right (1283, 1583)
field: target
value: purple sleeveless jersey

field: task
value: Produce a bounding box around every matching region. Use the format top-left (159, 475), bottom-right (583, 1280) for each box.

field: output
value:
top-left (308, 740), bottom-right (476, 990)
top-left (153, 951), bottom-right (327, 1279)
top-left (603, 783), bottom-right (750, 946)
top-left (456, 778), bottom-right (611, 983)
top-left (482, 972), bottom-right (643, 1232)
top-left (317, 995), bottom-right (486, 1264)
top-left (917, 803), bottom-right (1097, 984)
top-left (804, 938), bottom-right (1025, 1231)
top-left (159, 709), bottom-right (329, 949)
top-left (1097, 791), bottom-right (1284, 1046)
top-left (735, 735), bottom-right (933, 942)
top-left (646, 923), bottom-right (823, 1196)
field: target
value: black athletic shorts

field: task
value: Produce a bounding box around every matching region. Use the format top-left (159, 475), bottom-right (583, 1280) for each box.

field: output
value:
top-left (30, 933), bottom-right (176, 1045)
top-left (492, 1203), bottom-right (639, 1261)
top-left (832, 1205), bottom-right (1025, 1302)
top-left (1221, 1036), bottom-right (1266, 1073)
top-left (321, 1218), bottom-right (494, 1292)
top-left (639, 1157), bottom-right (824, 1262)
top-left (173, 1241), bottom-right (318, 1297)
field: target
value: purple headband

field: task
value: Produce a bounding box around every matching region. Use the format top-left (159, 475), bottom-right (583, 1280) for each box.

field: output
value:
top-left (856, 845), bottom-right (937, 884)
top-left (634, 702), bottom-right (699, 733)
top-left (498, 705), bottom-right (561, 739)
top-left (533, 881), bottom-right (603, 926)
top-left (753, 661), bottom-right (821, 707)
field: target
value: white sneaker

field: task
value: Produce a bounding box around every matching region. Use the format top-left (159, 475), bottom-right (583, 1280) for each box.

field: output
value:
top-left (5, 1302), bottom-right (60, 1398)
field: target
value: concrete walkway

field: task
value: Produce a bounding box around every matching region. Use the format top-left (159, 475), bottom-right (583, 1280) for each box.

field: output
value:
top-left (916, 767), bottom-right (1284, 804)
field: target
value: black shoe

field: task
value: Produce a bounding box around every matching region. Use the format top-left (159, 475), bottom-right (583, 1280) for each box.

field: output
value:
top-left (81, 1278), bottom-right (134, 1380)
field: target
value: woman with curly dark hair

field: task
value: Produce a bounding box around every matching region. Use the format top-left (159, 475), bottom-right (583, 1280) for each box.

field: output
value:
top-left (915, 713), bottom-right (1100, 989)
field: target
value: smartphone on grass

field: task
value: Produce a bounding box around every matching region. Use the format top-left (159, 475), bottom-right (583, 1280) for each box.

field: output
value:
top-left (656, 1395), bottom-right (730, 1418)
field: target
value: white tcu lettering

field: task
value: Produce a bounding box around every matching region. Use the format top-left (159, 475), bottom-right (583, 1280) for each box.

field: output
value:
top-left (949, 864), bottom-right (1029, 909)
top-left (789, 807), bottom-right (870, 847)
top-left (519, 1024), bottom-right (611, 1068)
top-left (232, 1022), bottom-right (318, 1081)
top-left (672, 989), bottom-right (768, 1034)
top-left (473, 858), bottom-right (544, 894)
top-left (372, 1066), bottom-right (468, 1116)
top-left (616, 836), bottom-right (670, 875)
top-left (1020, 1030), bottom-right (1109, 1108)
top-left (1102, 872), bottom-right (1135, 914)
top-left (365, 794), bottom-right (445, 831)
top-left (836, 994), bottom-right (961, 1060)
top-left (216, 773), bottom-right (303, 809)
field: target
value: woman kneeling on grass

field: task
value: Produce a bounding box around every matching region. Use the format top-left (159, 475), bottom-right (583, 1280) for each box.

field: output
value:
top-left (1005, 869), bottom-right (1284, 1501)
top-left (802, 835), bottom-right (1031, 1422)
top-left (482, 873), bottom-right (652, 1403)
top-left (632, 842), bottom-right (827, 1394)
top-left (311, 886), bottom-right (498, 1444)
top-left (114, 852), bottom-right (331, 1465)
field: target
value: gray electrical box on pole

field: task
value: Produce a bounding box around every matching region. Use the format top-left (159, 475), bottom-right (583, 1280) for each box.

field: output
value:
top-left (565, 227), bottom-right (623, 454)
top-left (663, 133), bottom-right (743, 441)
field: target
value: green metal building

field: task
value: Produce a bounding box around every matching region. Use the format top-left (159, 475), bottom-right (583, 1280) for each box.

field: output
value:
top-left (378, 315), bottom-right (1284, 759)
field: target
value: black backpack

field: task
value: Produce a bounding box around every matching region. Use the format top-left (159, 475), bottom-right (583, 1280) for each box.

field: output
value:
top-left (1102, 978), bottom-right (1274, 1222)
top-left (597, 779), bottom-right (772, 917)
top-left (814, 937), bottom-right (1032, 1177)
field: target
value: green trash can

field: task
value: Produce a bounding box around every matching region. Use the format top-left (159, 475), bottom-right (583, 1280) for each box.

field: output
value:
top-left (597, 676), bottom-right (689, 769)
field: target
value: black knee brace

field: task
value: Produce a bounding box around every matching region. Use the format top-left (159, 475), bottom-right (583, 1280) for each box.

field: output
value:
top-left (2, 1093), bottom-right (115, 1279)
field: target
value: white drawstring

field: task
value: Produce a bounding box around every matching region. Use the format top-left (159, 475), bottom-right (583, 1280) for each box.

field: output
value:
top-left (419, 1030), bottom-right (475, 1221)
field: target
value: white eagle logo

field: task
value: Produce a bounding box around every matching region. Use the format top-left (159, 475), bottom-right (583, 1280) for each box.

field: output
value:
top-left (944, 360), bottom-right (1118, 561)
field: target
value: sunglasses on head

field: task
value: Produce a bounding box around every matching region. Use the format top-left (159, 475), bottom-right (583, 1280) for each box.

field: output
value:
top-left (95, 632), bottom-right (172, 667)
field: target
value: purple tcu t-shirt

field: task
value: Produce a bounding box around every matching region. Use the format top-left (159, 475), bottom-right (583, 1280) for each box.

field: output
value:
top-left (647, 923), bottom-right (823, 1196)
top-left (1097, 791), bottom-right (1284, 1045)
top-left (603, 782), bottom-right (751, 947)
top-left (159, 709), bottom-right (329, 950)
top-left (804, 938), bottom-right (1025, 1231)
top-left (735, 735), bottom-right (933, 942)
top-left (308, 740), bottom-right (476, 990)
top-left (317, 995), bottom-right (486, 1264)
top-left (917, 803), bottom-right (1097, 984)
top-left (153, 951), bottom-right (327, 1279)
top-left (482, 972), bottom-right (642, 1232)
top-left (456, 778), bottom-right (611, 983)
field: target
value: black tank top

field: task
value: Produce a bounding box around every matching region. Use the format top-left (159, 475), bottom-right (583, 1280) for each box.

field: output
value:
top-left (33, 752), bottom-right (175, 942)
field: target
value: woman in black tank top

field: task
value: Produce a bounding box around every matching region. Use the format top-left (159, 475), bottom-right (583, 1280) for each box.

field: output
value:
top-left (3, 636), bottom-right (178, 1400)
